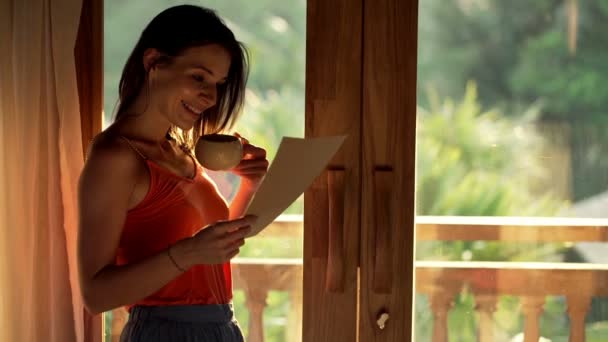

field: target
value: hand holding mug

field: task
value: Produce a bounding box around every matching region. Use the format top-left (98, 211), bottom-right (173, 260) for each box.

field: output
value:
top-left (229, 132), bottom-right (269, 190)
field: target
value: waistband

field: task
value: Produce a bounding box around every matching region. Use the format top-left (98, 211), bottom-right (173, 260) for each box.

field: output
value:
top-left (128, 304), bottom-right (235, 324)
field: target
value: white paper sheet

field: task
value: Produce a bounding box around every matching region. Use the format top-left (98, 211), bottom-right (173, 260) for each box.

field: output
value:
top-left (244, 135), bottom-right (347, 237)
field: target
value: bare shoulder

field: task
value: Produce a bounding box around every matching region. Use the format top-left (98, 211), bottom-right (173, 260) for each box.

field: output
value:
top-left (86, 131), bottom-right (137, 163)
top-left (77, 131), bottom-right (146, 290)
top-left (79, 131), bottom-right (142, 192)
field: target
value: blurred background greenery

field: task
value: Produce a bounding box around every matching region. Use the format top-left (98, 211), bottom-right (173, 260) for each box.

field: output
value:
top-left (104, 0), bottom-right (608, 341)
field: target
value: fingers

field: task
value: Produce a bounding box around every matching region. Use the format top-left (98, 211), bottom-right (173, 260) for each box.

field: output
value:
top-left (226, 237), bottom-right (246, 250)
top-left (225, 248), bottom-right (241, 260)
top-left (242, 143), bottom-right (266, 159)
top-left (221, 230), bottom-right (248, 261)
top-left (212, 215), bottom-right (257, 235)
top-left (234, 168), bottom-right (268, 176)
top-left (188, 215), bottom-right (256, 264)
top-left (233, 133), bottom-right (267, 163)
top-left (218, 225), bottom-right (252, 247)
top-left (234, 159), bottom-right (269, 170)
top-left (220, 230), bottom-right (247, 261)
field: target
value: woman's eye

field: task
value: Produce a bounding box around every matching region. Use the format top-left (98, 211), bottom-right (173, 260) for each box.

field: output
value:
top-left (192, 75), bottom-right (205, 82)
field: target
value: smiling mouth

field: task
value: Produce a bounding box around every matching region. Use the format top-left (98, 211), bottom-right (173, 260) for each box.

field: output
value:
top-left (181, 100), bottom-right (203, 118)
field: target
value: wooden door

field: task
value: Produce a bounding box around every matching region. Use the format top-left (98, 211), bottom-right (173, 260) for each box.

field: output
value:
top-left (304, 0), bottom-right (418, 341)
top-left (359, 0), bottom-right (418, 340)
top-left (303, 0), bottom-right (363, 341)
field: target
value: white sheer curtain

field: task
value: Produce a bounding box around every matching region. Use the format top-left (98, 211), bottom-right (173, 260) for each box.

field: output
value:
top-left (0, 0), bottom-right (94, 341)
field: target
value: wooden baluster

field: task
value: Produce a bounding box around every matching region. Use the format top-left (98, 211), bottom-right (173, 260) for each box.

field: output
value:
top-left (520, 296), bottom-right (545, 342)
top-left (429, 291), bottom-right (454, 342)
top-left (475, 294), bottom-right (497, 342)
top-left (288, 267), bottom-right (303, 341)
top-left (245, 285), bottom-right (269, 342)
top-left (111, 307), bottom-right (129, 342)
top-left (567, 295), bottom-right (591, 342)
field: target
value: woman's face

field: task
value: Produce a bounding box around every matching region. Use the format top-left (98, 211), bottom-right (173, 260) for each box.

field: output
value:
top-left (146, 44), bottom-right (232, 130)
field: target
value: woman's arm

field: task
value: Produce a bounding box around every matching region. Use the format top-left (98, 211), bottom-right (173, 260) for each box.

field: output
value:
top-left (78, 138), bottom-right (253, 314)
top-left (77, 139), bottom-right (185, 314)
top-left (228, 183), bottom-right (257, 220)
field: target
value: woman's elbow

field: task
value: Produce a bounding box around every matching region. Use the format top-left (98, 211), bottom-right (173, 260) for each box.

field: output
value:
top-left (80, 279), bottom-right (113, 315)
top-left (83, 302), bottom-right (104, 316)
top-left (81, 287), bottom-right (106, 315)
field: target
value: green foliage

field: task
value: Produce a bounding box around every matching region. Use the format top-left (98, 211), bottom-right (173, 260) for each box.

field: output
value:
top-left (418, 0), bottom-right (608, 202)
top-left (418, 0), bottom-right (608, 201)
top-left (414, 84), bottom-right (572, 341)
top-left (418, 0), bottom-right (608, 121)
top-left (416, 81), bottom-right (565, 218)
top-left (510, 2), bottom-right (608, 119)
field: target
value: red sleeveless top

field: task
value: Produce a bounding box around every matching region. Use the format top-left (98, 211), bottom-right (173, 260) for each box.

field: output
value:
top-left (115, 137), bottom-right (232, 311)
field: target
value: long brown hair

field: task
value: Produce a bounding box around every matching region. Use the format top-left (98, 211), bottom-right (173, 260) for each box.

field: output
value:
top-left (114, 5), bottom-right (249, 152)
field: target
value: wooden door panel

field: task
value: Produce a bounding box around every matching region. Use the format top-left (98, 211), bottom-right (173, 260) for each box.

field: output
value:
top-left (303, 0), bottom-right (363, 340)
top-left (360, 0), bottom-right (418, 341)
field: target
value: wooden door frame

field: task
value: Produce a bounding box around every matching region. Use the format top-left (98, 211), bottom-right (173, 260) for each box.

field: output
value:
top-left (75, 0), bottom-right (103, 158)
top-left (75, 0), bottom-right (103, 340)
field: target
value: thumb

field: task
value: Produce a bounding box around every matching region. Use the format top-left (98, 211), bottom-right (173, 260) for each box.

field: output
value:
top-left (213, 215), bottom-right (257, 235)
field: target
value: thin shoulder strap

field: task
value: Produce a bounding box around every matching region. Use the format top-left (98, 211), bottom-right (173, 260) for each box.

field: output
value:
top-left (119, 136), bottom-right (148, 160)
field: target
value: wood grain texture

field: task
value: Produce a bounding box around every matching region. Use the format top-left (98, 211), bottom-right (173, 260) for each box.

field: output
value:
top-left (74, 1), bottom-right (103, 341)
top-left (360, 0), bottom-right (419, 340)
top-left (75, 0), bottom-right (103, 158)
top-left (326, 169), bottom-right (346, 292)
top-left (303, 0), bottom-right (362, 340)
top-left (372, 168), bottom-right (393, 294)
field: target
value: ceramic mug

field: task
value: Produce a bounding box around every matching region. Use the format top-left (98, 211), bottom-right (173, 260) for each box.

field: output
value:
top-left (195, 134), bottom-right (243, 171)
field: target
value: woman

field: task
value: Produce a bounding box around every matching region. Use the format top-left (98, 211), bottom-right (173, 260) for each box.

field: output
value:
top-left (77, 5), bottom-right (268, 341)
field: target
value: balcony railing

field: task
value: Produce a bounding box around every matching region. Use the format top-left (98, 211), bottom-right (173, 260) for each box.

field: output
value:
top-left (107, 215), bottom-right (608, 342)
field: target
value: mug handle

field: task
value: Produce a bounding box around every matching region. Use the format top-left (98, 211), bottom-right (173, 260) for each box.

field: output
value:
top-left (233, 132), bottom-right (249, 145)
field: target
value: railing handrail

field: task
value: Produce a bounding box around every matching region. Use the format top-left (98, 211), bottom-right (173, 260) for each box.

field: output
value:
top-left (273, 214), bottom-right (608, 242)
top-left (276, 214), bottom-right (608, 226)
top-left (415, 260), bottom-right (608, 270)
top-left (415, 215), bottom-right (608, 226)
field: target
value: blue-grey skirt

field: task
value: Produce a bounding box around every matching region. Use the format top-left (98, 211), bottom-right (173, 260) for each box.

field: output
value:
top-left (120, 304), bottom-right (244, 342)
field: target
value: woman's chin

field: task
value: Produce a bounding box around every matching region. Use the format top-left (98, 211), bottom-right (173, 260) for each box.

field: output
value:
top-left (172, 115), bottom-right (198, 131)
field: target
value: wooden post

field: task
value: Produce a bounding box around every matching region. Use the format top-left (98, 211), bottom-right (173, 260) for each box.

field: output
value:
top-left (75, 0), bottom-right (103, 156)
top-left (110, 308), bottom-right (129, 342)
top-left (287, 267), bottom-right (303, 341)
top-left (244, 285), bottom-right (269, 342)
top-left (520, 296), bottom-right (545, 342)
top-left (567, 295), bottom-right (591, 342)
top-left (429, 291), bottom-right (454, 342)
top-left (475, 295), bottom-right (497, 342)
top-left (74, 1), bottom-right (103, 341)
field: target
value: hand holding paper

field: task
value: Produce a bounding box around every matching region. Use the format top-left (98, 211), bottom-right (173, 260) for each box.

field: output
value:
top-left (244, 135), bottom-right (347, 237)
